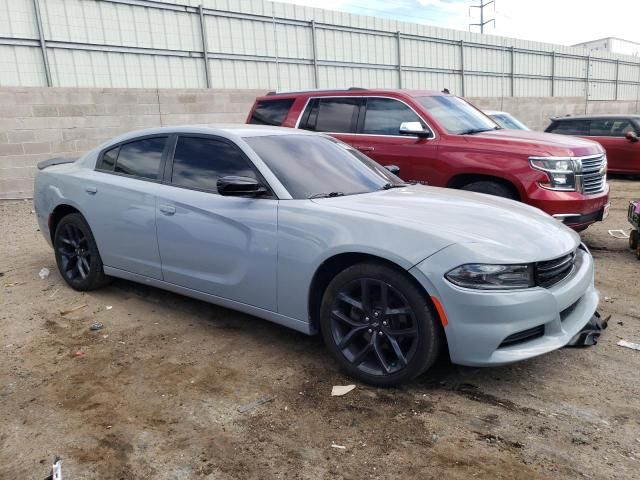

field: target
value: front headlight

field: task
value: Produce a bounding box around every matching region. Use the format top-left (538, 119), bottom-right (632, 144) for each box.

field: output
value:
top-left (529, 157), bottom-right (579, 191)
top-left (445, 263), bottom-right (535, 290)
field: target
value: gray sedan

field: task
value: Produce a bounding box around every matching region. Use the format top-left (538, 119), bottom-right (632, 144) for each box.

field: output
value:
top-left (34, 126), bottom-right (598, 386)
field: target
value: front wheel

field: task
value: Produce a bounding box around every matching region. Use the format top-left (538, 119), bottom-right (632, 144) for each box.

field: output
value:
top-left (629, 229), bottom-right (638, 251)
top-left (54, 213), bottom-right (111, 291)
top-left (320, 262), bottom-right (442, 387)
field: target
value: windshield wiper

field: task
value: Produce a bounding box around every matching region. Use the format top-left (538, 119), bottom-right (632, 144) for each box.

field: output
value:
top-left (380, 183), bottom-right (408, 190)
top-left (309, 191), bottom-right (345, 199)
top-left (459, 126), bottom-right (500, 135)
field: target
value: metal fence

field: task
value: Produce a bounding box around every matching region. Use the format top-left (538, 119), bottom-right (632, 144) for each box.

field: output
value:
top-left (2, 0), bottom-right (640, 101)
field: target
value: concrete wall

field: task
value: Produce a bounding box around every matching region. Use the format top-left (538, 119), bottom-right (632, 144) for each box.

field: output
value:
top-left (469, 96), bottom-right (640, 131)
top-left (1, 87), bottom-right (639, 199)
top-left (0, 87), bottom-right (266, 199)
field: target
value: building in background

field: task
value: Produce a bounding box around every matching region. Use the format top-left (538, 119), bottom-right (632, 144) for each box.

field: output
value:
top-left (573, 37), bottom-right (640, 57)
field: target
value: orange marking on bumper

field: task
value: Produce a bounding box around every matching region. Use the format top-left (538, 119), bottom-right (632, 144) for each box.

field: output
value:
top-left (431, 296), bottom-right (448, 328)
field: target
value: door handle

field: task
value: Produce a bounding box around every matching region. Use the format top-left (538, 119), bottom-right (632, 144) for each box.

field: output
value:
top-left (159, 205), bottom-right (176, 216)
top-left (85, 186), bottom-right (97, 194)
top-left (356, 146), bottom-right (375, 152)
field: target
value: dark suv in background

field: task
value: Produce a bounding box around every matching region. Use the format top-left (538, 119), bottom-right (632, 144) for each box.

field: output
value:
top-left (247, 89), bottom-right (610, 230)
top-left (546, 115), bottom-right (640, 174)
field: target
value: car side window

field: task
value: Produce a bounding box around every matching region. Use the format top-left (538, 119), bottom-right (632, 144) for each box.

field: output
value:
top-left (249, 99), bottom-right (295, 126)
top-left (112, 137), bottom-right (167, 180)
top-left (300, 98), bottom-right (360, 133)
top-left (590, 119), bottom-right (635, 137)
top-left (99, 146), bottom-right (119, 172)
top-left (170, 136), bottom-right (258, 193)
top-left (548, 120), bottom-right (589, 136)
top-left (361, 98), bottom-right (424, 135)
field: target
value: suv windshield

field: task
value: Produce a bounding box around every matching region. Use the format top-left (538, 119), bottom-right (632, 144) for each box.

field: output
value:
top-left (244, 135), bottom-right (406, 199)
top-left (417, 96), bottom-right (498, 135)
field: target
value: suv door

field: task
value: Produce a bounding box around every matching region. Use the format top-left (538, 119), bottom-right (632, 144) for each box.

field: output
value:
top-left (84, 136), bottom-right (169, 279)
top-left (588, 118), bottom-right (640, 173)
top-left (154, 135), bottom-right (278, 311)
top-left (352, 97), bottom-right (438, 184)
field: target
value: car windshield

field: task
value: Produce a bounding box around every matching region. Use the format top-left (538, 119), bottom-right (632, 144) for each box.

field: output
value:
top-left (244, 135), bottom-right (406, 199)
top-left (491, 113), bottom-right (529, 130)
top-left (417, 95), bottom-right (499, 135)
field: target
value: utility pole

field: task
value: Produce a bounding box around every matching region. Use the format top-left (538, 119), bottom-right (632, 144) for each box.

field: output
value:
top-left (469, 0), bottom-right (495, 34)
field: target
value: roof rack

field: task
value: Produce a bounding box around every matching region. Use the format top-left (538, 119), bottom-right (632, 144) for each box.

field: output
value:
top-left (266, 87), bottom-right (368, 96)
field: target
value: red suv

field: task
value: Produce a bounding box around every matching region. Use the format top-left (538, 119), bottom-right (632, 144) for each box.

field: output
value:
top-left (545, 115), bottom-right (640, 174)
top-left (247, 89), bottom-right (610, 230)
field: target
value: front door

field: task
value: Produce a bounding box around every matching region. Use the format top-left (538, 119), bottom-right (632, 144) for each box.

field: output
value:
top-left (347, 97), bottom-right (440, 185)
top-left (155, 135), bottom-right (278, 311)
top-left (588, 118), bottom-right (640, 173)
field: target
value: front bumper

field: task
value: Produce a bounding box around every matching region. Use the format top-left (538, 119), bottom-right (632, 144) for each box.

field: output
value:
top-left (525, 183), bottom-right (610, 229)
top-left (410, 245), bottom-right (598, 366)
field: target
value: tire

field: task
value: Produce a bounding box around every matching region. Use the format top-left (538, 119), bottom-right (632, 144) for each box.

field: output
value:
top-left (629, 230), bottom-right (638, 251)
top-left (319, 262), bottom-right (442, 387)
top-left (636, 243), bottom-right (640, 261)
top-left (53, 213), bottom-right (111, 291)
top-left (461, 180), bottom-right (517, 200)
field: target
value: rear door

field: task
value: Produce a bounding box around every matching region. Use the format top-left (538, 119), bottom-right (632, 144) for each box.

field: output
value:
top-left (83, 136), bottom-right (169, 279)
top-left (154, 135), bottom-right (278, 311)
top-left (588, 118), bottom-right (640, 173)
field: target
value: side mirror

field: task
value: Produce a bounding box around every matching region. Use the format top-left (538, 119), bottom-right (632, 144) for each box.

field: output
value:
top-left (384, 165), bottom-right (400, 175)
top-left (217, 176), bottom-right (267, 197)
top-left (625, 131), bottom-right (638, 143)
top-left (399, 121), bottom-right (431, 138)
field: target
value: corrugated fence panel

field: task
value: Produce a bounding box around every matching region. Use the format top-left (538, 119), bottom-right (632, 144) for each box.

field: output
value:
top-left (0, 45), bottom-right (47, 86)
top-left (0, 0), bottom-right (38, 38)
top-left (1, 0), bottom-right (639, 98)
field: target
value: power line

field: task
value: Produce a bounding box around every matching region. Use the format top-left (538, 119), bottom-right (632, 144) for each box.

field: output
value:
top-left (469, 0), bottom-right (495, 34)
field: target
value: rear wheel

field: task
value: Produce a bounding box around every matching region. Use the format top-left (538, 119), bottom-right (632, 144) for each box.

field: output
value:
top-left (54, 213), bottom-right (111, 291)
top-left (461, 180), bottom-right (517, 200)
top-left (629, 229), bottom-right (638, 251)
top-left (319, 262), bottom-right (442, 387)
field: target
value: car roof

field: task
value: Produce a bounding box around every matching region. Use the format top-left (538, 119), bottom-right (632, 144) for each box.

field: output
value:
top-left (552, 114), bottom-right (640, 121)
top-left (259, 88), bottom-right (447, 99)
top-left (103, 124), bottom-right (317, 145)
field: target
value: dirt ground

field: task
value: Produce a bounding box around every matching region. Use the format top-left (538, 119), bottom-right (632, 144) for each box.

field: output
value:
top-left (1, 179), bottom-right (639, 480)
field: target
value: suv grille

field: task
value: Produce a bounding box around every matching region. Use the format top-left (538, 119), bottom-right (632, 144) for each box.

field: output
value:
top-left (579, 154), bottom-right (606, 195)
top-left (536, 251), bottom-right (576, 288)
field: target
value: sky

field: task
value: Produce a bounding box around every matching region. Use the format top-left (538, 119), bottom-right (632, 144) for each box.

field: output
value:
top-left (275, 0), bottom-right (639, 46)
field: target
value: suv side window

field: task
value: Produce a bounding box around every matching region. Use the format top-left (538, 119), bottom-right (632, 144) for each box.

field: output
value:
top-left (170, 136), bottom-right (259, 193)
top-left (361, 98), bottom-right (425, 135)
top-left (548, 120), bottom-right (589, 136)
top-left (111, 137), bottom-right (167, 180)
top-left (300, 98), bottom-right (360, 133)
top-left (249, 99), bottom-right (295, 126)
top-left (589, 119), bottom-right (636, 137)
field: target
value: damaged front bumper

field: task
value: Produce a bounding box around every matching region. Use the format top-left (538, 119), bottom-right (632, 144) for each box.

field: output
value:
top-left (410, 245), bottom-right (599, 366)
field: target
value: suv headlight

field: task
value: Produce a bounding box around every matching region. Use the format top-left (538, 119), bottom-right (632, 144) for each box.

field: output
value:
top-left (445, 264), bottom-right (535, 290)
top-left (529, 157), bottom-right (579, 191)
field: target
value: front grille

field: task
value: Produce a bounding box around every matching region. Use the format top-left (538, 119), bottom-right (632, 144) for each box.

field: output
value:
top-left (535, 251), bottom-right (576, 288)
top-left (579, 154), bottom-right (606, 195)
top-left (499, 325), bottom-right (545, 348)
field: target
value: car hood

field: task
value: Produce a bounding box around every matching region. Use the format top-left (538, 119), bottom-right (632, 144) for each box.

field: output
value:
top-left (463, 129), bottom-right (604, 157)
top-left (314, 185), bottom-right (580, 263)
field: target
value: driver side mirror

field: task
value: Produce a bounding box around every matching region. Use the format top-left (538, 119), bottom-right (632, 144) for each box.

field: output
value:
top-left (217, 176), bottom-right (268, 197)
top-left (625, 131), bottom-right (638, 143)
top-left (399, 122), bottom-right (432, 139)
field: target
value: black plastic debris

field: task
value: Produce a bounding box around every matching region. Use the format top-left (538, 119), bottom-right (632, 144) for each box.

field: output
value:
top-left (565, 311), bottom-right (609, 347)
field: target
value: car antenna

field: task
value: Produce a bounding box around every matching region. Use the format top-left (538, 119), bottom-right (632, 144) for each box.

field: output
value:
top-left (442, 88), bottom-right (450, 94)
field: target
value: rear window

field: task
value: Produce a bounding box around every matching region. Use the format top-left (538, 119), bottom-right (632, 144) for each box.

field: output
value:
top-left (113, 137), bottom-right (167, 180)
top-left (300, 98), bottom-right (360, 133)
top-left (249, 99), bottom-right (295, 126)
top-left (547, 120), bottom-right (589, 136)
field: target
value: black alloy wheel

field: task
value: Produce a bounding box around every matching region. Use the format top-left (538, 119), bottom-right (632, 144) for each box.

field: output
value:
top-left (320, 262), bottom-right (442, 387)
top-left (54, 213), bottom-right (110, 291)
